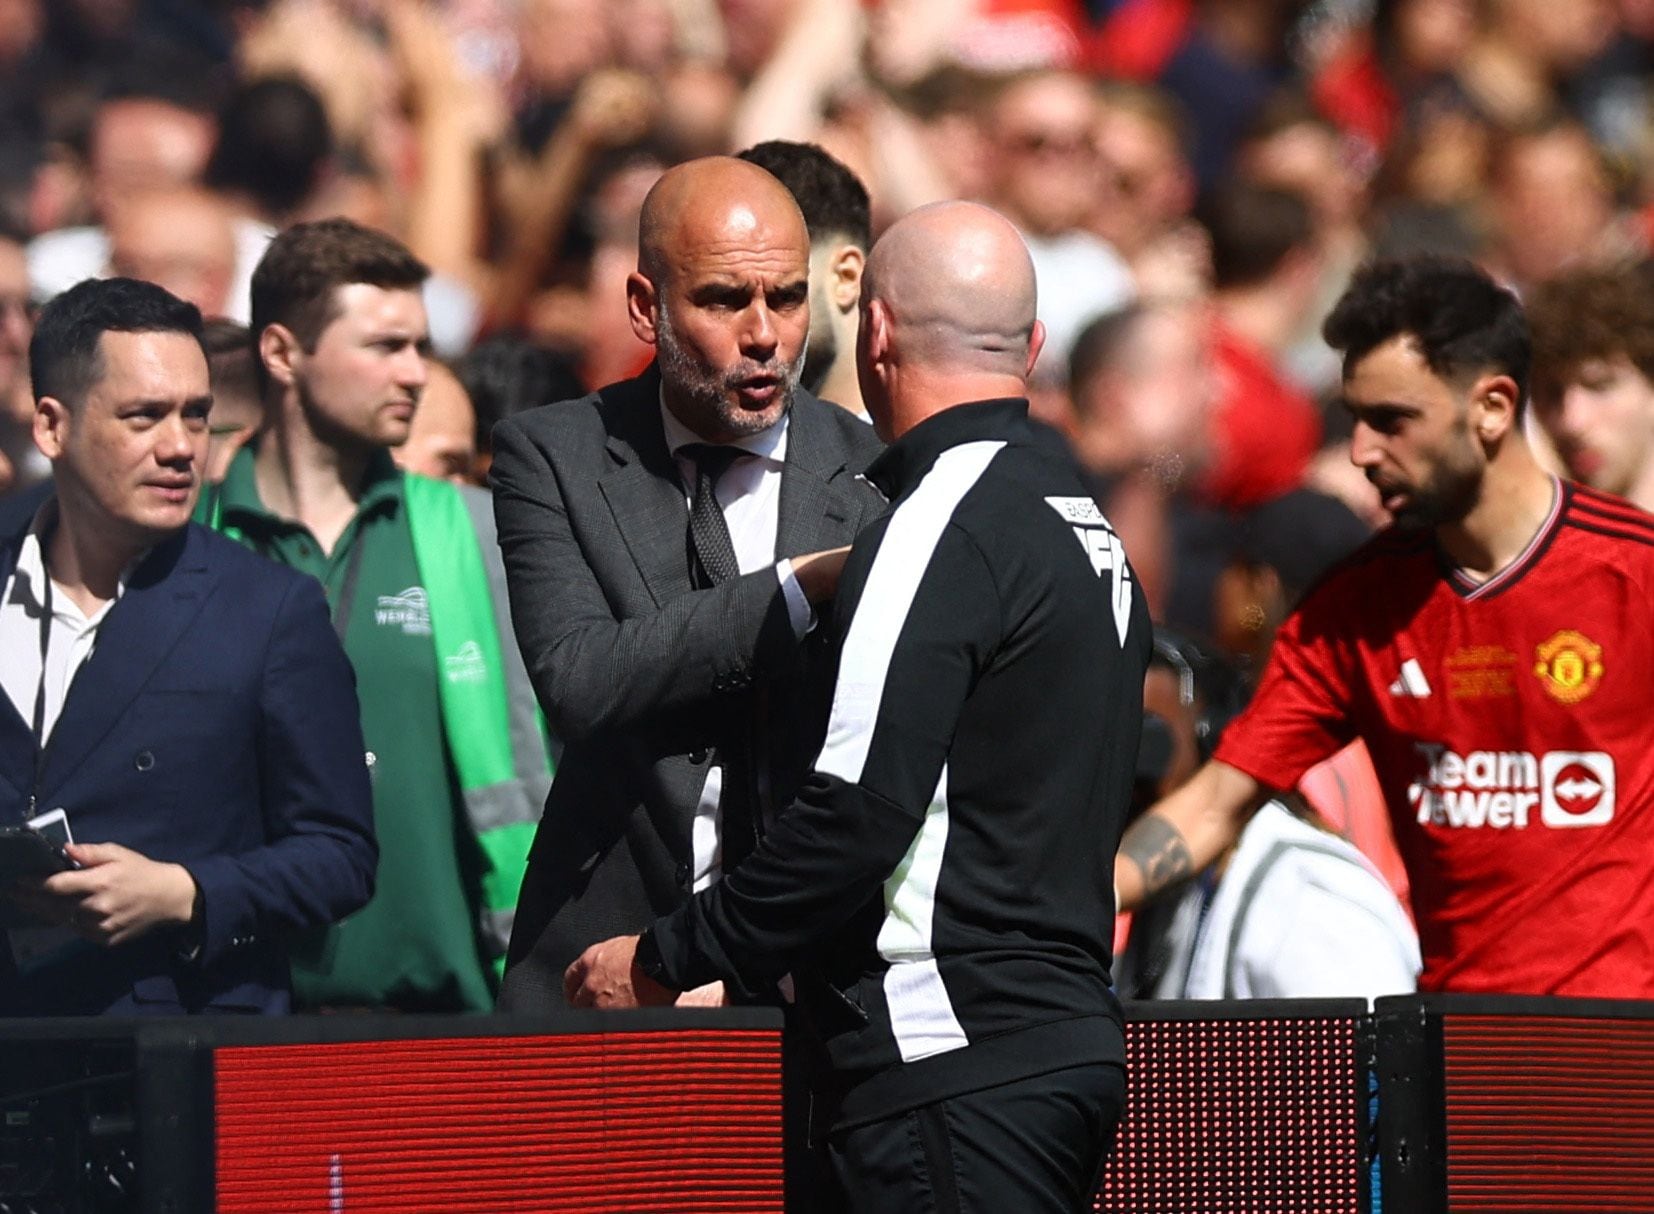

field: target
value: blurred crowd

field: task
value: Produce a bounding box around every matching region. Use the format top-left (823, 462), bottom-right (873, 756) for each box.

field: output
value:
top-left (5, 0), bottom-right (1654, 1006)
top-left (5, 0), bottom-right (1654, 625)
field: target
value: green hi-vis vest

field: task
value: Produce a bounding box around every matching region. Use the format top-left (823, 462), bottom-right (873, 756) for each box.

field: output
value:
top-left (206, 474), bottom-right (552, 977)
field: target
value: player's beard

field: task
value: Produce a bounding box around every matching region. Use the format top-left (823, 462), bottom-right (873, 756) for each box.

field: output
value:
top-left (657, 304), bottom-right (805, 439)
top-left (1388, 430), bottom-right (1483, 530)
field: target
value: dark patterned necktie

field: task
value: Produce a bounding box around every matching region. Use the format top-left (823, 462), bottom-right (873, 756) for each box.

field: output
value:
top-left (681, 443), bottom-right (746, 587)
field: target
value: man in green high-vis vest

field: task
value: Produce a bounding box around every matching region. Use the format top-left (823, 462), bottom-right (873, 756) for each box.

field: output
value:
top-left (198, 219), bottom-right (551, 1012)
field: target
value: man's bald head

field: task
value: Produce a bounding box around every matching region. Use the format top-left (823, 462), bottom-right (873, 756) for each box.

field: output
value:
top-left (637, 156), bottom-right (808, 286)
top-left (863, 201), bottom-right (1039, 375)
top-left (858, 202), bottom-right (1045, 440)
top-left (627, 156), bottom-right (813, 442)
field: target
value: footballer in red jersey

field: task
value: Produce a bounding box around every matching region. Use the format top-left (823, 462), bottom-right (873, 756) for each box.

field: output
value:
top-left (1117, 256), bottom-right (1654, 997)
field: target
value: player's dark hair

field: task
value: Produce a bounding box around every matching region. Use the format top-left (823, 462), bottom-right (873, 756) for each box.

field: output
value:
top-left (31, 277), bottom-right (204, 408)
top-left (1323, 256), bottom-right (1531, 418)
top-left (738, 141), bottom-right (872, 251)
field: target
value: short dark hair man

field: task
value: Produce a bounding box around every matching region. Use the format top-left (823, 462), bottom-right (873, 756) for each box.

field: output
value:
top-left (1, 277), bottom-right (375, 1015)
top-left (1117, 256), bottom-right (1654, 997)
top-left (201, 219), bottom-right (553, 1012)
top-left (568, 201), bottom-right (1152, 1213)
top-left (739, 140), bottom-right (873, 419)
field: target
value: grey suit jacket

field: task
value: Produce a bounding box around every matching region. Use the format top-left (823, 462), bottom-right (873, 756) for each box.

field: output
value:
top-left (490, 367), bottom-right (886, 1009)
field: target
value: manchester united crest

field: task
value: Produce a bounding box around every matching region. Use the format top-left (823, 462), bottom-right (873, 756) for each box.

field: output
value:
top-left (1534, 630), bottom-right (1605, 704)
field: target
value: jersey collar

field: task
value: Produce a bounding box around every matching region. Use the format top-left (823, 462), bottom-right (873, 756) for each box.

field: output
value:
top-left (866, 398), bottom-right (1029, 499)
top-left (1441, 475), bottom-right (1563, 601)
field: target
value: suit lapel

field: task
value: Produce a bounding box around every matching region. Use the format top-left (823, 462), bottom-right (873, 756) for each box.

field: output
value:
top-left (596, 368), bottom-right (695, 606)
top-left (777, 392), bottom-right (863, 555)
top-left (37, 526), bottom-right (214, 796)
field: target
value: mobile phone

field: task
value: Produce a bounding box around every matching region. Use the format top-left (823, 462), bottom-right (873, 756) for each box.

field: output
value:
top-left (0, 827), bottom-right (77, 877)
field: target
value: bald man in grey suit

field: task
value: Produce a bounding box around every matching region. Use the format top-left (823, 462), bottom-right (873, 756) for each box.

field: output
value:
top-left (491, 158), bottom-right (885, 1012)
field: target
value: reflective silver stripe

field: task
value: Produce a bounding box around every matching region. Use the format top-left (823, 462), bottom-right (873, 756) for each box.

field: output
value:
top-left (480, 906), bottom-right (515, 957)
top-left (459, 484), bottom-right (555, 805)
top-left (464, 779), bottom-right (539, 834)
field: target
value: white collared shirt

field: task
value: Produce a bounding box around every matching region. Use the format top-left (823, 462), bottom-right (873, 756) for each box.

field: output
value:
top-left (657, 398), bottom-right (813, 892)
top-left (0, 505), bottom-right (129, 750)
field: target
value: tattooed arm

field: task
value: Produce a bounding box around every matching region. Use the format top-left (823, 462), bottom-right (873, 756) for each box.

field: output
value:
top-left (1115, 760), bottom-right (1272, 911)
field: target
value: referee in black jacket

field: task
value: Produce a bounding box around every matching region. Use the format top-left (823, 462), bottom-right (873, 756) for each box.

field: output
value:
top-left (567, 200), bottom-right (1151, 1213)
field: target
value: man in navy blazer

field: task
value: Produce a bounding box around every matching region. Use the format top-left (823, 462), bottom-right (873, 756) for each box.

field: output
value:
top-left (0, 276), bottom-right (376, 1016)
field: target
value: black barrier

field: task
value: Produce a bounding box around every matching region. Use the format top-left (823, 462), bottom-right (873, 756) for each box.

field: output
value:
top-left (1373, 994), bottom-right (1654, 1214)
top-left (1101, 1000), bottom-right (1374, 1214)
top-left (7, 998), bottom-right (1654, 1213)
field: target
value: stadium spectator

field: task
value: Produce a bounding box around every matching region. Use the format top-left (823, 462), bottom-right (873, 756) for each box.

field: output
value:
top-left (1065, 299), bottom-right (1216, 621)
top-left (1528, 261), bottom-right (1654, 512)
top-left (201, 219), bottom-right (552, 1013)
top-left (1195, 182), bottom-right (1324, 510)
top-left (0, 222), bottom-right (36, 492)
top-left (980, 69), bottom-right (1133, 381)
top-left (568, 198), bottom-right (1151, 1214)
top-left (106, 186), bottom-right (237, 320)
top-left (27, 67), bottom-right (218, 308)
top-left (1118, 256), bottom-right (1654, 998)
top-left (1089, 82), bottom-right (1201, 299)
top-left (1487, 118), bottom-right (1639, 293)
top-left (0, 276), bottom-right (375, 1016)
top-left (455, 335), bottom-right (585, 478)
top-left (199, 318), bottom-right (263, 485)
top-left (738, 139), bottom-right (873, 419)
top-left (394, 361), bottom-right (480, 487)
top-left (1237, 94), bottom-right (1374, 399)
top-left (1118, 627), bottom-right (1418, 1001)
top-left (203, 75), bottom-right (334, 231)
top-left (1090, 0), bottom-right (1303, 187)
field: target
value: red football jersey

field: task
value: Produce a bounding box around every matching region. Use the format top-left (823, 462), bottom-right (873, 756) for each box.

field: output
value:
top-left (1216, 481), bottom-right (1654, 996)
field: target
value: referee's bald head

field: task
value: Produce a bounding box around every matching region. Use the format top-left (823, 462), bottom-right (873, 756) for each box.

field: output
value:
top-left (858, 201), bottom-right (1045, 439)
top-left (863, 201), bottom-right (1038, 377)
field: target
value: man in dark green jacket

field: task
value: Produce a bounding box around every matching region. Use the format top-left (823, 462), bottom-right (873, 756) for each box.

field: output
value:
top-left (201, 219), bottom-right (550, 1011)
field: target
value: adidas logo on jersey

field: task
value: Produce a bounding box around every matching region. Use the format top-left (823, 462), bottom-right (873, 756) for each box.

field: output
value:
top-left (1409, 744), bottom-right (1615, 829)
top-left (1388, 659), bottom-right (1432, 698)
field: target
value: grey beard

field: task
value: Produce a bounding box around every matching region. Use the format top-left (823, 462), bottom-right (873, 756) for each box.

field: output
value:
top-left (656, 310), bottom-right (805, 436)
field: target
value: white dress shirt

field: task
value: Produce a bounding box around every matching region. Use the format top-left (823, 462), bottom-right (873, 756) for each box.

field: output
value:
top-left (658, 399), bottom-right (812, 892)
top-left (0, 506), bottom-right (129, 756)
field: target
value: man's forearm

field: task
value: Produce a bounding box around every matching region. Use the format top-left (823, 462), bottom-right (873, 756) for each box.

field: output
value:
top-left (1114, 760), bottom-right (1268, 911)
top-left (1116, 813), bottom-right (1197, 908)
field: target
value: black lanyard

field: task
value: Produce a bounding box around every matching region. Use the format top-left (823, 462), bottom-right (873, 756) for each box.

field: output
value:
top-left (29, 566), bottom-right (57, 817)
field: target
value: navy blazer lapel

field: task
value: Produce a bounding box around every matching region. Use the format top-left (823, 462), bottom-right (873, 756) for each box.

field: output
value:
top-left (37, 525), bottom-right (213, 797)
top-left (595, 367), bottom-right (694, 606)
top-left (777, 392), bottom-right (863, 555)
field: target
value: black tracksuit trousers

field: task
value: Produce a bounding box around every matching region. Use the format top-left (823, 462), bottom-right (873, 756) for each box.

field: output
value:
top-left (826, 1062), bottom-right (1126, 1214)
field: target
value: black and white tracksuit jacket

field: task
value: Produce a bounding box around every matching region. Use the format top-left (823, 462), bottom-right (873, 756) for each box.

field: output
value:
top-left (642, 398), bottom-right (1151, 1127)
